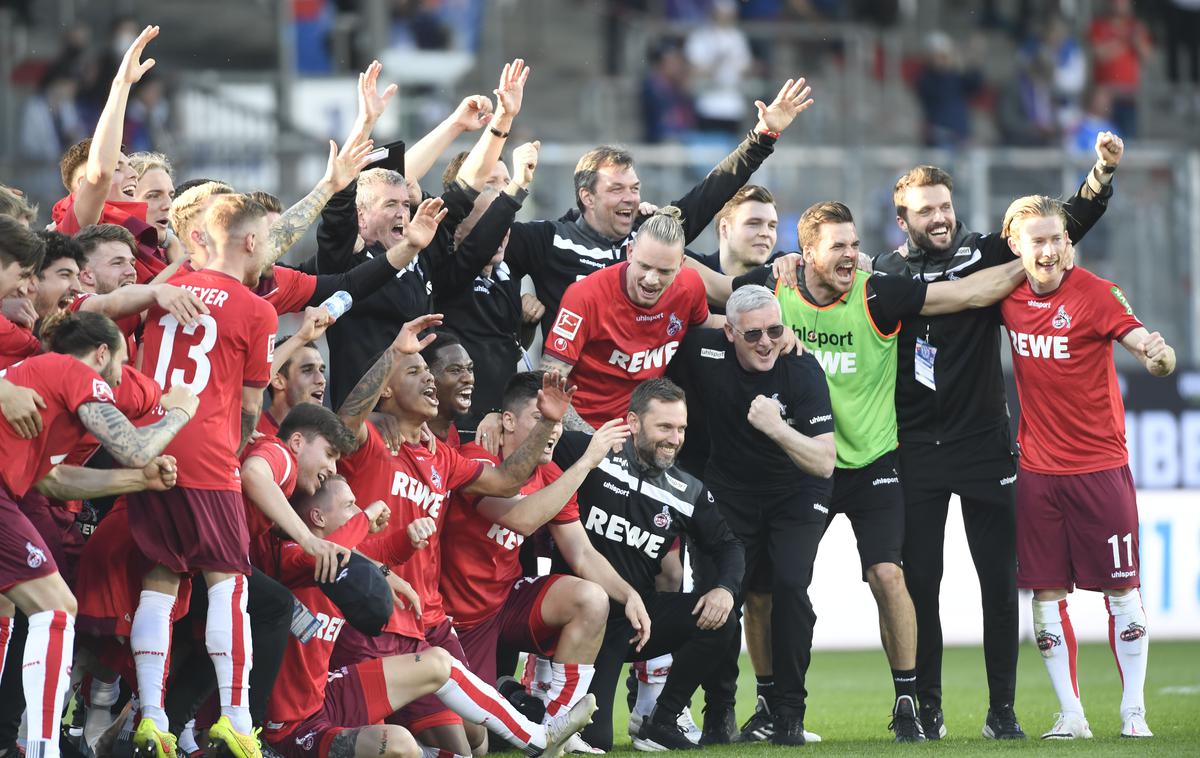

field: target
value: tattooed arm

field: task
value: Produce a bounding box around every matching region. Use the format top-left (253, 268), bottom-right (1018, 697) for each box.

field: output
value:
top-left (239, 385), bottom-right (263, 455)
top-left (539, 354), bottom-right (594, 433)
top-left (76, 402), bottom-right (193, 469)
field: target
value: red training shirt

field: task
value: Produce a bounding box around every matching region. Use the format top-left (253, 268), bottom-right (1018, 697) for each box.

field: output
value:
top-left (1000, 267), bottom-right (1143, 475)
top-left (51, 194), bottom-right (167, 283)
top-left (543, 263), bottom-right (708, 427)
top-left (441, 443), bottom-right (580, 629)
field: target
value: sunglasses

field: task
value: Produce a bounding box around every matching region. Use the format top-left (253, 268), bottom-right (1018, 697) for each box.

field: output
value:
top-left (733, 324), bottom-right (787, 343)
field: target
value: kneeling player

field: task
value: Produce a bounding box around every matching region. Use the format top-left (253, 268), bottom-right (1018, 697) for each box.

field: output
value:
top-left (264, 477), bottom-right (595, 758)
top-left (1000, 194), bottom-right (1175, 739)
top-left (443, 372), bottom-right (651, 748)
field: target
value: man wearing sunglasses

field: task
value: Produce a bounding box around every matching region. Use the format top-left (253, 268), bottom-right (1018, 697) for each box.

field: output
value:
top-left (734, 201), bottom-right (1025, 741)
top-left (668, 284), bottom-right (835, 746)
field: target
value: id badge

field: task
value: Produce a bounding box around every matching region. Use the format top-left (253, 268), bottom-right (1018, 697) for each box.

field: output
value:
top-left (915, 337), bottom-right (937, 390)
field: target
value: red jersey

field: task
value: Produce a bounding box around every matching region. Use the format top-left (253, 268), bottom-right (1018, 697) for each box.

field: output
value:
top-left (69, 293), bottom-right (142, 366)
top-left (241, 437), bottom-right (298, 543)
top-left (266, 513), bottom-right (369, 728)
top-left (543, 263), bottom-right (708, 427)
top-left (64, 366), bottom-right (163, 468)
top-left (256, 408), bottom-right (282, 437)
top-left (441, 443), bottom-right (580, 629)
top-left (0, 353), bottom-right (115, 498)
top-left (339, 423), bottom-right (484, 635)
top-left (1000, 267), bottom-right (1142, 475)
top-left (51, 194), bottom-right (166, 283)
top-left (179, 262), bottom-right (316, 316)
top-left (0, 316), bottom-right (40, 370)
top-left (139, 268), bottom-right (277, 490)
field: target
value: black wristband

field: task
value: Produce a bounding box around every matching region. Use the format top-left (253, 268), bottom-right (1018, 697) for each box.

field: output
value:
top-left (489, 126), bottom-right (509, 138)
top-left (379, 562), bottom-right (391, 577)
top-left (1097, 162), bottom-right (1117, 174)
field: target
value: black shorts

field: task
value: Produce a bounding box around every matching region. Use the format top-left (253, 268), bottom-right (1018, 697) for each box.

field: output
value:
top-left (829, 451), bottom-right (905, 579)
top-left (897, 425), bottom-right (1018, 507)
top-left (709, 486), bottom-right (828, 595)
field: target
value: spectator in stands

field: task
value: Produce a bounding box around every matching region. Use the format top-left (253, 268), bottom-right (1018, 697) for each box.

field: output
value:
top-left (1067, 88), bottom-right (1120, 156)
top-left (17, 68), bottom-right (87, 206)
top-left (125, 74), bottom-right (173, 154)
top-left (1165, 0), bottom-right (1200, 113)
top-left (641, 40), bottom-right (697, 144)
top-left (1088, 0), bottom-right (1153, 137)
top-left (996, 55), bottom-right (1060, 146)
top-left (914, 31), bottom-right (984, 149)
top-left (686, 0), bottom-right (754, 139)
top-left (1022, 15), bottom-right (1087, 125)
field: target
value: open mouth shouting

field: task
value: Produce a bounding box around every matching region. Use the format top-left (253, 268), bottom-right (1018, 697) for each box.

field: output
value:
top-left (834, 258), bottom-right (855, 284)
top-left (421, 384), bottom-right (439, 408)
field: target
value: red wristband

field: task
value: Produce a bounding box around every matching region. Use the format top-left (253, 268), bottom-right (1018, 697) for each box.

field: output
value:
top-left (759, 128), bottom-right (780, 139)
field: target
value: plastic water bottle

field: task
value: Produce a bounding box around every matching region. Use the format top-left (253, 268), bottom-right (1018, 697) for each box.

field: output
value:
top-left (320, 290), bottom-right (353, 320)
top-left (290, 597), bottom-right (322, 643)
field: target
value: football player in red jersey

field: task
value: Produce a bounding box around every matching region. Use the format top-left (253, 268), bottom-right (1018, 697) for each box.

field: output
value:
top-left (128, 194), bottom-right (279, 758)
top-left (999, 194), bottom-right (1175, 740)
top-left (0, 311), bottom-right (196, 758)
top-left (335, 308), bottom-right (595, 755)
top-left (538, 209), bottom-right (722, 433)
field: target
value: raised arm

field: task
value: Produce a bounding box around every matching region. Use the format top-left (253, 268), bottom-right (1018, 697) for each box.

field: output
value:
top-left (74, 26), bottom-right (159, 228)
top-left (456, 59), bottom-right (530, 191)
top-left (271, 306), bottom-right (334, 376)
top-left (405, 95), bottom-right (493, 185)
top-left (344, 60), bottom-right (398, 154)
top-left (476, 420), bottom-right (629, 535)
top-left (1063, 131), bottom-right (1124, 243)
top-left (746, 394), bottom-right (836, 478)
top-left (1119, 327), bottom-right (1176, 378)
top-left (920, 259), bottom-right (1025, 315)
top-left (76, 386), bottom-right (197, 469)
top-left (36, 455), bottom-right (177, 500)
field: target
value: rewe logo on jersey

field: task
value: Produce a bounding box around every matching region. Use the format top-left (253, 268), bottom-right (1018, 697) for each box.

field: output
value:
top-left (584, 508), bottom-right (667, 557)
top-left (391, 471), bottom-right (445, 518)
top-left (1008, 330), bottom-right (1070, 360)
top-left (1052, 305), bottom-right (1072, 329)
top-left (486, 522), bottom-right (524, 551)
top-left (812, 350), bottom-right (857, 375)
top-left (608, 341), bottom-right (679, 373)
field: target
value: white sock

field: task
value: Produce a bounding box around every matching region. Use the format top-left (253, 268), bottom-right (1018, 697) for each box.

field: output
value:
top-left (633, 654), bottom-right (671, 717)
top-left (206, 576), bottom-right (253, 734)
top-left (419, 747), bottom-right (468, 758)
top-left (1106, 590), bottom-right (1149, 716)
top-left (543, 662), bottom-right (594, 719)
top-left (435, 657), bottom-right (546, 750)
top-left (178, 720), bottom-right (200, 755)
top-left (131, 590), bottom-right (175, 730)
top-left (1033, 598), bottom-right (1084, 716)
top-left (24, 610), bottom-right (75, 758)
top-left (84, 676), bottom-right (120, 750)
top-left (522, 654), bottom-right (553, 702)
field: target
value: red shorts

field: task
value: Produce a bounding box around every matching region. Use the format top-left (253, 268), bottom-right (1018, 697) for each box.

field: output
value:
top-left (387, 619), bottom-right (467, 734)
top-left (1017, 465), bottom-right (1141, 592)
top-left (17, 492), bottom-right (84, 587)
top-left (0, 488), bottom-right (57, 593)
top-left (264, 658), bottom-right (393, 758)
top-left (457, 574), bottom-right (565, 683)
top-left (75, 498), bottom-right (192, 638)
top-left (128, 487), bottom-right (251, 574)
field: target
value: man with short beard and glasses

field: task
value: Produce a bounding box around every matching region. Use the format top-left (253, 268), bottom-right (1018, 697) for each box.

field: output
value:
top-left (870, 131), bottom-right (1123, 740)
top-left (551, 378), bottom-right (744, 752)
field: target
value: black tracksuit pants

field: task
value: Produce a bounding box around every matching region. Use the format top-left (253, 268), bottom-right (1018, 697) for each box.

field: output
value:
top-left (898, 426), bottom-right (1020, 710)
top-left (584, 591), bottom-right (737, 751)
top-left (692, 488), bottom-right (825, 721)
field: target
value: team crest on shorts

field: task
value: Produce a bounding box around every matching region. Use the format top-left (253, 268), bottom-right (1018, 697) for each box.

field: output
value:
top-left (295, 731), bottom-right (317, 751)
top-left (25, 541), bottom-right (46, 568)
top-left (667, 313), bottom-right (682, 337)
top-left (430, 465), bottom-right (443, 489)
top-left (653, 505), bottom-right (672, 530)
top-left (1052, 305), bottom-right (1072, 329)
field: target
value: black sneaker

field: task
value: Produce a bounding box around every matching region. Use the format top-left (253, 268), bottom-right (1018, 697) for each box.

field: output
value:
top-left (735, 695), bottom-right (775, 742)
top-left (920, 703), bottom-right (946, 740)
top-left (889, 695), bottom-right (927, 743)
top-left (983, 704), bottom-right (1027, 740)
top-left (700, 704), bottom-right (737, 745)
top-left (497, 675), bottom-right (546, 724)
top-left (626, 667), bottom-right (637, 712)
top-left (770, 714), bottom-right (806, 747)
top-left (637, 706), bottom-right (701, 751)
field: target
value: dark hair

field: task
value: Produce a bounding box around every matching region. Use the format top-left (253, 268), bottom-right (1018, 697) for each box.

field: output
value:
top-left (0, 186), bottom-right (37, 224)
top-left (0, 215), bottom-right (46, 271)
top-left (174, 177), bottom-right (221, 196)
top-left (441, 151), bottom-right (470, 191)
top-left (893, 165), bottom-right (955, 219)
top-left (247, 190), bottom-right (283, 215)
top-left (59, 138), bottom-right (92, 191)
top-left (628, 377), bottom-right (686, 416)
top-left (502, 371), bottom-right (545, 413)
top-left (574, 146), bottom-right (635, 213)
top-left (76, 223), bottom-right (139, 260)
top-left (277, 404), bottom-right (358, 457)
top-left (273, 335), bottom-right (320, 376)
top-left (36, 231), bottom-right (86, 274)
top-left (797, 201), bottom-right (855, 248)
top-left (420, 331), bottom-right (464, 371)
top-left (42, 310), bottom-right (122, 357)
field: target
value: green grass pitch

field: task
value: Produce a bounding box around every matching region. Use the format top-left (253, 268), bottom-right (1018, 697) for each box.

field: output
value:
top-left (597, 640), bottom-right (1200, 755)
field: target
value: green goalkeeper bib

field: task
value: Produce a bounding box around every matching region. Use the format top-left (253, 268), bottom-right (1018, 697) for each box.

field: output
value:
top-left (776, 271), bottom-right (899, 469)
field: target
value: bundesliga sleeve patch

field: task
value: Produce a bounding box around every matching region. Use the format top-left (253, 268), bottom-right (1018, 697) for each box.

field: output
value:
top-left (91, 378), bottom-right (116, 403)
top-left (1110, 286), bottom-right (1134, 315)
top-left (552, 309), bottom-right (583, 341)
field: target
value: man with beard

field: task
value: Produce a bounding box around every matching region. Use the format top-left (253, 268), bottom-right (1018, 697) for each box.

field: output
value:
top-left (870, 131), bottom-right (1123, 740)
top-left (551, 378), bottom-right (744, 751)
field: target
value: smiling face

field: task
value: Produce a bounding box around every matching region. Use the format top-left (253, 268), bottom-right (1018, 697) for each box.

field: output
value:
top-left (581, 163), bottom-right (641, 240)
top-left (725, 303), bottom-right (786, 373)
top-left (1008, 214), bottom-right (1068, 294)
top-left (135, 168), bottom-right (175, 243)
top-left (430, 343), bottom-right (474, 420)
top-left (626, 235), bottom-right (683, 308)
top-left (31, 257), bottom-right (81, 318)
top-left (721, 200), bottom-right (778, 269)
top-left (290, 431), bottom-right (340, 496)
top-left (358, 183), bottom-right (412, 250)
top-left (109, 152), bottom-right (138, 202)
top-left (898, 183), bottom-right (957, 253)
top-left (82, 240), bottom-right (137, 294)
top-left (628, 398), bottom-right (687, 471)
top-left (803, 221), bottom-right (861, 297)
top-left (0, 260), bottom-right (38, 301)
top-left (503, 397), bottom-right (563, 465)
top-left (273, 346), bottom-right (327, 410)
